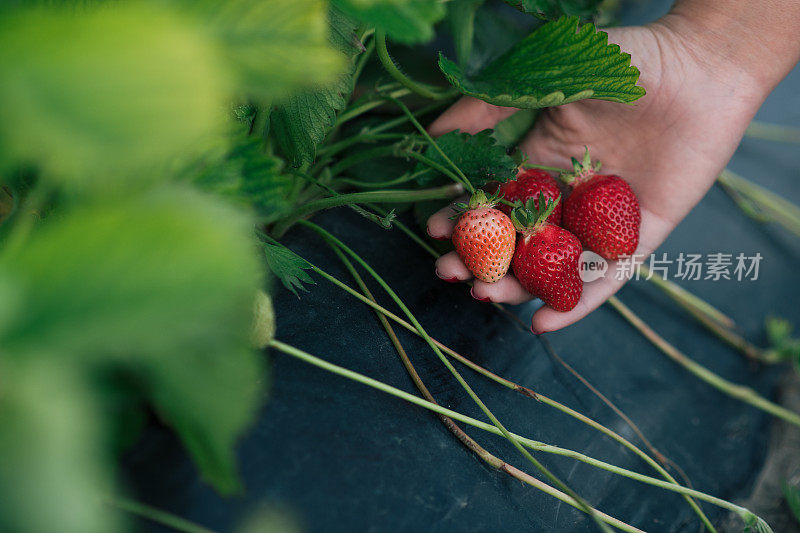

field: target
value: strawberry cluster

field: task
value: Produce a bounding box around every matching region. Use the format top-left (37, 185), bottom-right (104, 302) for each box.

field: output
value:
top-left (451, 149), bottom-right (641, 312)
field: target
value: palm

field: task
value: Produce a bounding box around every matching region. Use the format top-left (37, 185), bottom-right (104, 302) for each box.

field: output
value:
top-left (426, 21), bottom-right (763, 332)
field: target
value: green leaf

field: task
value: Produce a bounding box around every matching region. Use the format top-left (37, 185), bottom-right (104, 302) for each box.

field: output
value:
top-left (415, 130), bottom-right (517, 188)
top-left (191, 133), bottom-right (294, 219)
top-left (439, 16), bottom-right (646, 109)
top-left (194, 0), bottom-right (346, 102)
top-left (766, 316), bottom-right (800, 364)
top-left (506, 0), bottom-right (603, 19)
top-left (0, 362), bottom-right (119, 533)
top-left (332, 0), bottom-right (446, 44)
top-left (784, 480), bottom-right (800, 526)
top-left (270, 8), bottom-right (363, 167)
top-left (0, 186), bottom-right (265, 493)
top-left (0, 3), bottom-right (228, 181)
top-left (263, 242), bottom-right (316, 297)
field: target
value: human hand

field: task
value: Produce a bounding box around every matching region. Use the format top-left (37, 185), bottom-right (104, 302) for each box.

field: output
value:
top-left (426, 13), bottom-right (773, 333)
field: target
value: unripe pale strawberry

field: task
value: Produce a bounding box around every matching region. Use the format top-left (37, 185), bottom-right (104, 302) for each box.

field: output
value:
top-left (452, 191), bottom-right (516, 283)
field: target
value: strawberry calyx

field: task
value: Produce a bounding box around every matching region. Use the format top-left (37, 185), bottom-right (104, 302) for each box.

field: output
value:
top-left (509, 192), bottom-right (561, 235)
top-left (450, 189), bottom-right (501, 218)
top-left (559, 146), bottom-right (602, 187)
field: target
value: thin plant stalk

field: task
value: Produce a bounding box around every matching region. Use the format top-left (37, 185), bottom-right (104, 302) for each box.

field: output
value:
top-left (641, 264), bottom-right (772, 362)
top-left (103, 496), bottom-right (215, 533)
top-left (639, 265), bottom-right (736, 330)
top-left (537, 335), bottom-right (697, 489)
top-left (304, 259), bottom-right (714, 530)
top-left (301, 220), bottom-right (612, 532)
top-left (274, 184), bottom-right (463, 235)
top-left (317, 100), bottom-right (449, 160)
top-left (386, 96), bottom-right (475, 193)
top-left (335, 87), bottom-right (412, 126)
top-left (375, 31), bottom-right (454, 101)
top-left (340, 170), bottom-right (425, 189)
top-left (329, 246), bottom-right (623, 532)
top-left (293, 171), bottom-right (397, 229)
top-left (365, 205), bottom-right (699, 490)
top-left (745, 120), bottom-right (800, 144)
top-left (270, 340), bottom-right (770, 531)
top-left (317, 133), bottom-right (412, 160)
top-left (333, 248), bottom-right (716, 533)
top-left (524, 162), bottom-right (571, 173)
top-left (718, 169), bottom-right (800, 238)
top-left (607, 296), bottom-right (800, 427)
top-left (270, 338), bottom-right (642, 532)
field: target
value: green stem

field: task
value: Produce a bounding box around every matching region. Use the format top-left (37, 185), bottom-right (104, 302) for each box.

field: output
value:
top-left (292, 171), bottom-right (397, 229)
top-left (641, 265), bottom-right (769, 361)
top-left (301, 221), bottom-right (612, 532)
top-left (608, 296), bottom-right (800, 427)
top-left (352, 37), bottom-right (375, 86)
top-left (335, 88), bottom-right (412, 126)
top-left (326, 144), bottom-right (398, 178)
top-left (354, 211), bottom-right (714, 529)
top-left (524, 163), bottom-right (570, 174)
top-left (719, 168), bottom-right (800, 238)
top-left (317, 100), bottom-right (450, 162)
top-left (368, 204), bottom-right (441, 256)
top-left (341, 170), bottom-right (425, 189)
top-left (317, 133), bottom-right (414, 159)
top-left (745, 120), bottom-right (800, 144)
top-left (640, 265), bottom-right (736, 330)
top-left (375, 31), bottom-right (454, 101)
top-left (305, 260), bottom-right (714, 530)
top-left (103, 496), bottom-right (215, 533)
top-left (270, 339), bottom-right (764, 530)
top-left (386, 96), bottom-right (475, 193)
top-left (270, 339), bottom-right (639, 532)
top-left (274, 184), bottom-right (463, 235)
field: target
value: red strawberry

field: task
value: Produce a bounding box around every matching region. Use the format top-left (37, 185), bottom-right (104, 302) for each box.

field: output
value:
top-left (510, 194), bottom-right (582, 312)
top-left (452, 191), bottom-right (516, 283)
top-left (496, 168), bottom-right (563, 223)
top-left (561, 148), bottom-right (640, 260)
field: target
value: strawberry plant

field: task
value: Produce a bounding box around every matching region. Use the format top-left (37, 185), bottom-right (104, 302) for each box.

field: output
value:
top-left (0, 0), bottom-right (798, 532)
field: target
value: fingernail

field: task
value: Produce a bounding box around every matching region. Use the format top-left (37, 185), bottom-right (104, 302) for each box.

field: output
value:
top-left (427, 225), bottom-right (449, 241)
top-left (436, 269), bottom-right (460, 283)
top-left (470, 287), bottom-right (491, 302)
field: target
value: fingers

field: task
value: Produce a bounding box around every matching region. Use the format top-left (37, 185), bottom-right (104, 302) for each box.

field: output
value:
top-left (428, 97), bottom-right (518, 137)
top-left (435, 251), bottom-right (472, 282)
top-left (531, 272), bottom-right (628, 333)
top-left (531, 208), bottom-right (673, 333)
top-left (426, 196), bottom-right (467, 240)
top-left (434, 252), bottom-right (535, 305)
top-left (471, 276), bottom-right (534, 305)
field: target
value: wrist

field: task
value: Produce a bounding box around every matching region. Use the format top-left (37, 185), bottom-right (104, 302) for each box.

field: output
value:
top-left (653, 2), bottom-right (796, 101)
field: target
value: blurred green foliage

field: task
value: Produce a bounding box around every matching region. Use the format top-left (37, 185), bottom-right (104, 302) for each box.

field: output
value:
top-left (0, 3), bottom-right (228, 181)
top-left (0, 0), bottom-right (639, 530)
top-left (0, 0), bottom-right (314, 530)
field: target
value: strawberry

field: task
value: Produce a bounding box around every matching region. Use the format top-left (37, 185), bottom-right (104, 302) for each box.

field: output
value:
top-left (451, 190), bottom-right (516, 283)
top-left (510, 194), bottom-right (582, 312)
top-left (496, 168), bottom-right (563, 223)
top-left (561, 148), bottom-right (640, 260)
